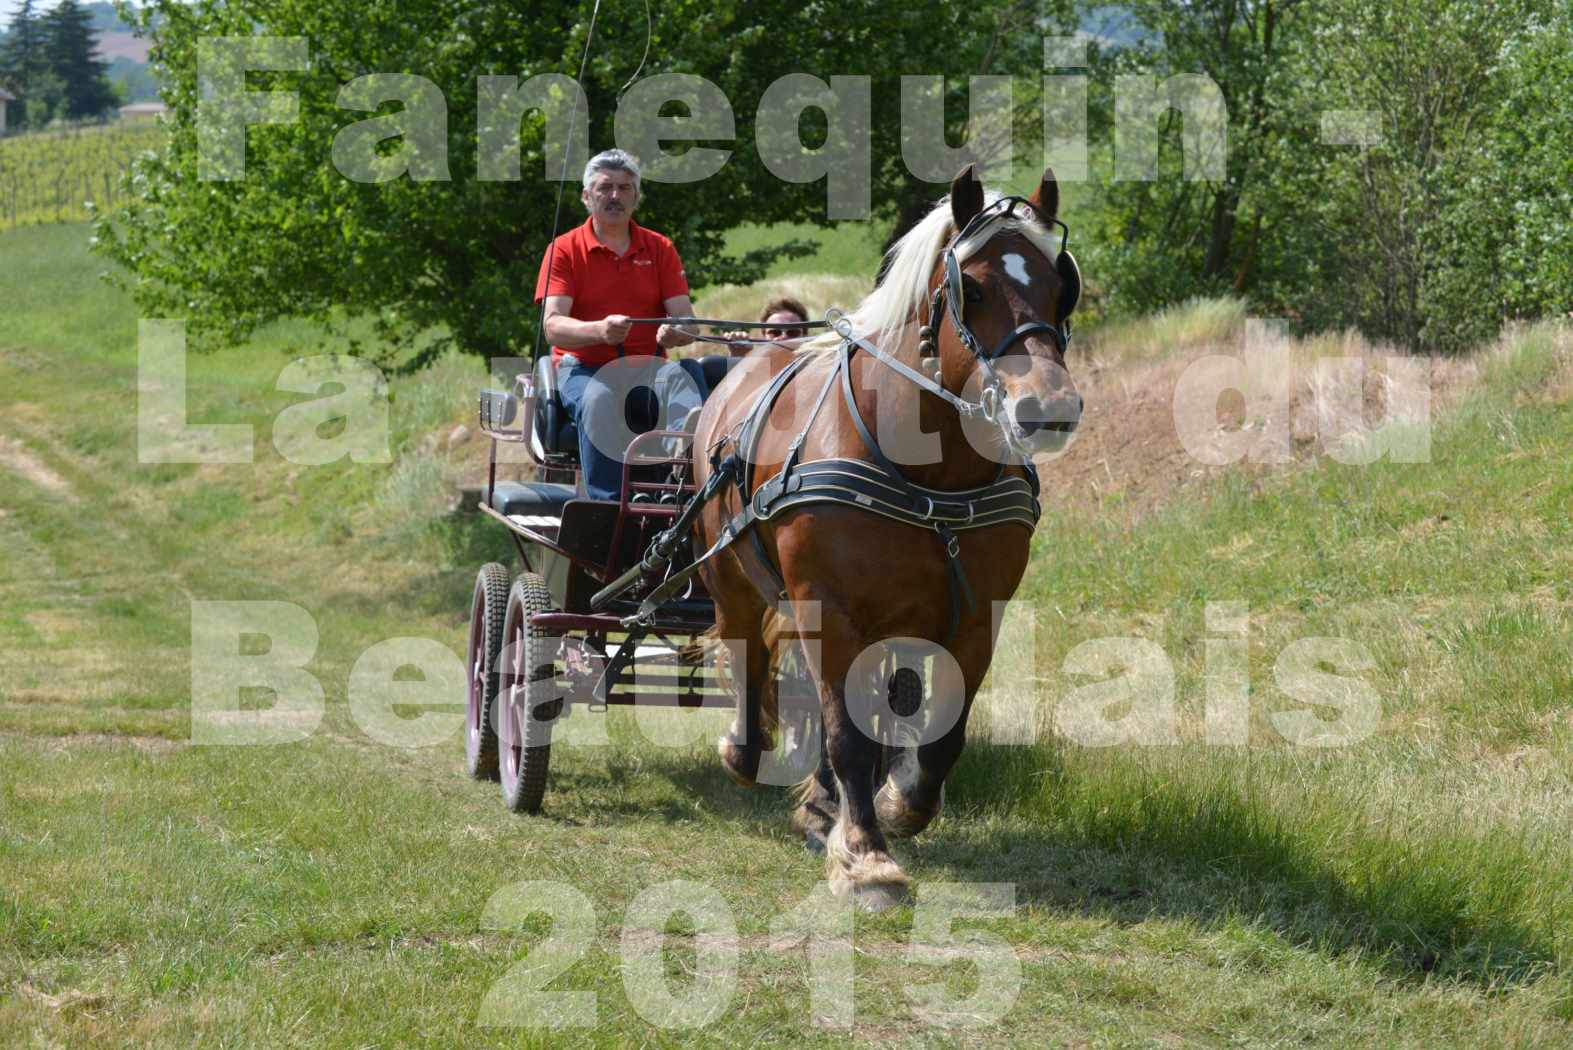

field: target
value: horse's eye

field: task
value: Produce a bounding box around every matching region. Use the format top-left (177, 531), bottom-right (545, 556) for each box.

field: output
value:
top-left (962, 280), bottom-right (985, 305)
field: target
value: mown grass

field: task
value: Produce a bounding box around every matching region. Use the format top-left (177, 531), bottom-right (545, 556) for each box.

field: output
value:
top-left (957, 318), bottom-right (1573, 989)
top-left (1, 222), bottom-right (1571, 1046)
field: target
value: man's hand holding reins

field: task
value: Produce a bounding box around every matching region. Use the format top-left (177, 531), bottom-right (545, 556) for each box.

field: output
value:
top-left (600, 314), bottom-right (633, 345)
top-left (656, 323), bottom-right (696, 350)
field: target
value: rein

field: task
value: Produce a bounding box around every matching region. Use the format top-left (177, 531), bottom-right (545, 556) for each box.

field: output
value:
top-left (624, 316), bottom-right (832, 330)
top-left (621, 315), bottom-right (828, 349)
top-left (828, 309), bottom-right (1004, 423)
top-left (622, 315), bottom-right (826, 348)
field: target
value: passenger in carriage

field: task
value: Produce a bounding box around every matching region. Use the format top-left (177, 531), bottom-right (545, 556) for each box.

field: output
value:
top-left (535, 149), bottom-right (704, 500)
top-left (724, 296), bottom-right (811, 353)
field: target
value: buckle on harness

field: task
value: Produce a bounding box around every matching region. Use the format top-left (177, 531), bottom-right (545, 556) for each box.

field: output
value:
top-left (979, 385), bottom-right (1002, 423)
top-left (937, 524), bottom-right (961, 560)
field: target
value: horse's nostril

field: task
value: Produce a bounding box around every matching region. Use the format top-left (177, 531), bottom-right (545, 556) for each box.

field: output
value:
top-left (1012, 393), bottom-right (1081, 437)
top-left (1013, 395), bottom-right (1046, 435)
top-left (1046, 393), bottom-right (1083, 433)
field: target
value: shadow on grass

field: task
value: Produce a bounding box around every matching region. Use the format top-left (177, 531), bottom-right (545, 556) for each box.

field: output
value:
top-left (492, 714), bottom-right (1564, 994)
top-left (547, 748), bottom-right (798, 834)
top-left (923, 741), bottom-right (1564, 991)
top-left (543, 730), bottom-right (1565, 991)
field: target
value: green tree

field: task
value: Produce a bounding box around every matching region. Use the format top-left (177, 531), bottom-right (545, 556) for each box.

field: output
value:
top-left (1079, 0), bottom-right (1569, 352)
top-left (1289, 0), bottom-right (1554, 352)
top-left (1433, 5), bottom-right (1572, 336)
top-left (22, 67), bottom-right (62, 124)
top-left (1081, 0), bottom-right (1313, 314)
top-left (96, 0), bottom-right (1060, 366)
top-left (0, 0), bottom-right (49, 122)
top-left (43, 0), bottom-right (117, 119)
top-left (875, 0), bottom-right (1077, 255)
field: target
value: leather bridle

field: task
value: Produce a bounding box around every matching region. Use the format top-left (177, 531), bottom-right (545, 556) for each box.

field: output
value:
top-left (927, 196), bottom-right (1075, 365)
top-left (834, 195), bottom-right (1080, 428)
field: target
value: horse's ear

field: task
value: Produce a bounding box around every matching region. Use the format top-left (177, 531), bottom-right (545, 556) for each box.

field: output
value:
top-left (950, 164), bottom-right (984, 230)
top-left (1027, 167), bottom-right (1060, 222)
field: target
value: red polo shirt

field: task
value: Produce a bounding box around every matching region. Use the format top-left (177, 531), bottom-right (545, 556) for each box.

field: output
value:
top-left (534, 217), bottom-right (689, 366)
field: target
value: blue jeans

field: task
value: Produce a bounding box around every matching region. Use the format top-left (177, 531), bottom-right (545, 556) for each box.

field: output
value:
top-left (557, 356), bottom-right (704, 500)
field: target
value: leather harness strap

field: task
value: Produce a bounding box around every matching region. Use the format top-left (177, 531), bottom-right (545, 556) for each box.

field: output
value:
top-left (628, 343), bottom-right (1041, 641)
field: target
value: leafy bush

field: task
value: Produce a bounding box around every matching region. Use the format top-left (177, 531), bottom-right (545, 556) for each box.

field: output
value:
top-left (1083, 0), bottom-right (1570, 354)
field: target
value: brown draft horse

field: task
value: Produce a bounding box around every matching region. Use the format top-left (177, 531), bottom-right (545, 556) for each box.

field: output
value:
top-left (689, 166), bottom-right (1082, 910)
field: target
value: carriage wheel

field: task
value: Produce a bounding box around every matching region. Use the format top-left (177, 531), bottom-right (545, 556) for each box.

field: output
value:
top-left (498, 573), bottom-right (562, 814)
top-left (464, 563), bottom-right (511, 781)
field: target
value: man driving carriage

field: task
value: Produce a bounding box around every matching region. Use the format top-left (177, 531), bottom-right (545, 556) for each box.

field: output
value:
top-left (534, 149), bottom-right (704, 499)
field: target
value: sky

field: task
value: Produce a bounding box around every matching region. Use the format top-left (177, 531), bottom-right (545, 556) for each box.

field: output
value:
top-left (2, 2), bottom-right (57, 31)
top-left (2, 2), bottom-right (94, 32)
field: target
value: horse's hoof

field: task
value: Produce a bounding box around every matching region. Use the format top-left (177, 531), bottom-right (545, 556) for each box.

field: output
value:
top-left (717, 735), bottom-right (758, 788)
top-left (854, 881), bottom-right (910, 913)
top-left (826, 844), bottom-right (911, 913)
top-left (875, 783), bottom-right (939, 839)
top-left (831, 878), bottom-right (910, 913)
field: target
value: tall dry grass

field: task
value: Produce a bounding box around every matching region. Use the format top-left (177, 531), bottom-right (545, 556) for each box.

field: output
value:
top-left (691, 274), bottom-right (873, 331)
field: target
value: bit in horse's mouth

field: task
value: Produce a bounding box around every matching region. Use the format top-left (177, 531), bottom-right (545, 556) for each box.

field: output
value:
top-left (1006, 422), bottom-right (1076, 457)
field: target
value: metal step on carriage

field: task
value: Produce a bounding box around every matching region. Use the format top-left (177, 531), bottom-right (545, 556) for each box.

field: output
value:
top-left (462, 343), bottom-right (924, 814)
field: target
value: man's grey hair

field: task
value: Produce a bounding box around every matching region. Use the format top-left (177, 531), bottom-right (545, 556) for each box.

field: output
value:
top-left (582, 149), bottom-right (641, 193)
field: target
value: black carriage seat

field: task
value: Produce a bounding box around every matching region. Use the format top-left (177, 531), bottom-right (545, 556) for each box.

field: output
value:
top-left (531, 354), bottom-right (744, 463)
top-left (489, 480), bottom-right (576, 525)
top-left (675, 354), bottom-right (743, 402)
top-left (531, 355), bottom-right (581, 459)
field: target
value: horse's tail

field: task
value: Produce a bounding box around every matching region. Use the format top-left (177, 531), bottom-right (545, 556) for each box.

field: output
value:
top-left (680, 623), bottom-right (726, 670)
top-left (790, 771), bottom-right (818, 808)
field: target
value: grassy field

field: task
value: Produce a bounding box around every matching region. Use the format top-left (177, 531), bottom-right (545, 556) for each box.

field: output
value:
top-left (2, 221), bottom-right (1571, 1047)
top-left (0, 121), bottom-right (164, 232)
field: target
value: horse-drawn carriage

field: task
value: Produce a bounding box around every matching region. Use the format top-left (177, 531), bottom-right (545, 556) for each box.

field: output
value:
top-left (462, 166), bottom-right (1083, 910)
top-left (462, 346), bottom-right (794, 813)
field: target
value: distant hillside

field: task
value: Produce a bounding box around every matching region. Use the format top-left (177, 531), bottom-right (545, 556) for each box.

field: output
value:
top-left (85, 1), bottom-right (154, 88)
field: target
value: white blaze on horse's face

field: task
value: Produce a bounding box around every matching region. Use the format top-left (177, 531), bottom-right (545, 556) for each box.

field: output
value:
top-left (1001, 252), bottom-right (1033, 290)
